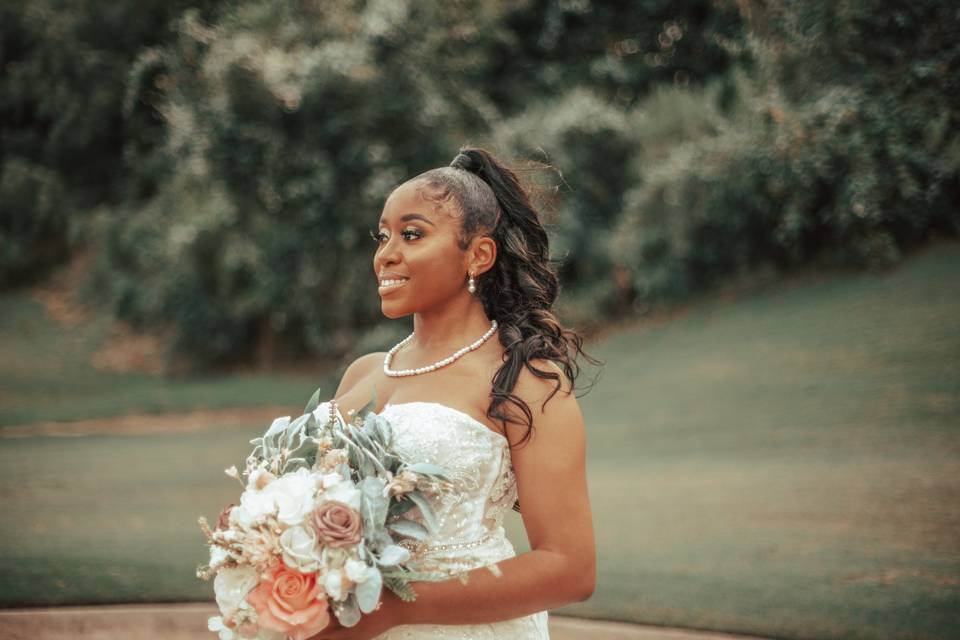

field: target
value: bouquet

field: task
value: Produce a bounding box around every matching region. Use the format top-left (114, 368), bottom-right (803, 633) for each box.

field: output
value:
top-left (197, 388), bottom-right (462, 640)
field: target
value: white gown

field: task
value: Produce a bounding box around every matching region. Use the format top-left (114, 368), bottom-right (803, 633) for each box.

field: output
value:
top-left (331, 400), bottom-right (550, 639)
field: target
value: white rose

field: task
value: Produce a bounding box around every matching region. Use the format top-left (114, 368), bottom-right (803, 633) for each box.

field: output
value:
top-left (234, 488), bottom-right (276, 528)
top-left (319, 480), bottom-right (361, 511)
top-left (279, 525), bottom-right (322, 573)
top-left (213, 566), bottom-right (258, 616)
top-left (261, 468), bottom-right (319, 526)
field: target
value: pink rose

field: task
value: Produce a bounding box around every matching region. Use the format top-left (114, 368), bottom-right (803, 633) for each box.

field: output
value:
top-left (311, 501), bottom-right (362, 548)
top-left (246, 565), bottom-right (330, 640)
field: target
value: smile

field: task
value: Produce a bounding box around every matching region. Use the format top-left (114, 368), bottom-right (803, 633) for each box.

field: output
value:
top-left (378, 278), bottom-right (409, 292)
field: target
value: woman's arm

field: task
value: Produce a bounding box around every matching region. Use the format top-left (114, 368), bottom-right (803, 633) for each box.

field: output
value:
top-left (316, 359), bottom-right (596, 638)
top-left (393, 361), bottom-right (596, 623)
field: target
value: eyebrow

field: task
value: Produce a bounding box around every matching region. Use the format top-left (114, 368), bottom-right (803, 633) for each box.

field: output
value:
top-left (379, 213), bottom-right (436, 227)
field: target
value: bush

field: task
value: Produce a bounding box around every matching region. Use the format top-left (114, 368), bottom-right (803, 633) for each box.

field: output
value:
top-left (612, 0), bottom-right (960, 305)
top-left (0, 0), bottom-right (225, 286)
top-left (492, 89), bottom-right (635, 321)
top-left (89, 3), bottom-right (510, 370)
top-left (0, 158), bottom-right (73, 285)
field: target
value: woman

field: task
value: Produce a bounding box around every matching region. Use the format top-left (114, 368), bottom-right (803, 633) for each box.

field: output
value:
top-left (313, 147), bottom-right (598, 639)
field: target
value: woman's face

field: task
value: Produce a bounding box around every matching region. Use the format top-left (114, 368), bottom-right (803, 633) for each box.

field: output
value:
top-left (372, 180), bottom-right (470, 319)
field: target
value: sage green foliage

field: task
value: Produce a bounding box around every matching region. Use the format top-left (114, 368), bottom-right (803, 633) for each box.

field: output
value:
top-left (236, 385), bottom-right (452, 610)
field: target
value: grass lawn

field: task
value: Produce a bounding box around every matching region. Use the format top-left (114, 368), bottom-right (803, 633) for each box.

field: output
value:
top-left (1, 242), bottom-right (958, 640)
top-left (0, 293), bottom-right (335, 427)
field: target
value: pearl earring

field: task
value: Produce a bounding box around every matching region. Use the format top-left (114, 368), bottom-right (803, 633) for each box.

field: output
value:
top-left (467, 273), bottom-right (476, 294)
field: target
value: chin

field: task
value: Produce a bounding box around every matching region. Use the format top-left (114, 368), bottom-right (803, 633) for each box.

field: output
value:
top-left (380, 303), bottom-right (412, 320)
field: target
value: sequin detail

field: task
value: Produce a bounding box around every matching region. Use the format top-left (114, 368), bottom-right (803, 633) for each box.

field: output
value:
top-left (326, 400), bottom-right (549, 639)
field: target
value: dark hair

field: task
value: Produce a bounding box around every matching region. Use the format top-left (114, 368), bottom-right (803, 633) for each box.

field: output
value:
top-left (406, 146), bottom-right (602, 449)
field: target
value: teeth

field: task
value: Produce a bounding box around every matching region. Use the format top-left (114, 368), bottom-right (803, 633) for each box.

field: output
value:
top-left (379, 278), bottom-right (408, 287)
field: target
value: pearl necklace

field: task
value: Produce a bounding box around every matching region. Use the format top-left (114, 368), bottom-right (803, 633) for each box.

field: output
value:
top-left (383, 320), bottom-right (498, 377)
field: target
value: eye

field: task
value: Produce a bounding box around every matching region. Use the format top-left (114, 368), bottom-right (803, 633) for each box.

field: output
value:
top-left (368, 227), bottom-right (422, 244)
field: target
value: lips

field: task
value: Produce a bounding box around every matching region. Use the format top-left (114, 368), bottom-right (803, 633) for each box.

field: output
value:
top-left (378, 277), bottom-right (409, 293)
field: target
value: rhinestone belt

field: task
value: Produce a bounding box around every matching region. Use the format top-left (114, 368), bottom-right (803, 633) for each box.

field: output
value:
top-left (398, 530), bottom-right (498, 556)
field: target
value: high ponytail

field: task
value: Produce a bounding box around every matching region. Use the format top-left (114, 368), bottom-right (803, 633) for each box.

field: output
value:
top-left (410, 146), bottom-right (601, 448)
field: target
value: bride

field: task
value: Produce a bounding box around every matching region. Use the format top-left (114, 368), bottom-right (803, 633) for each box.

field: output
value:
top-left (312, 147), bottom-right (598, 640)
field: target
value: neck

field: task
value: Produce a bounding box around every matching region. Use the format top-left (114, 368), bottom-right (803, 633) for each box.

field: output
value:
top-left (409, 298), bottom-right (494, 355)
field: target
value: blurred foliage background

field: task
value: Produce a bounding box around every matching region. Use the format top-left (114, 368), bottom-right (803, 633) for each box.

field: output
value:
top-left (2, 0), bottom-right (958, 372)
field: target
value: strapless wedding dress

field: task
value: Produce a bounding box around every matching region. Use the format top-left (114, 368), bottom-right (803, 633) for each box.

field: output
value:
top-left (330, 400), bottom-right (550, 639)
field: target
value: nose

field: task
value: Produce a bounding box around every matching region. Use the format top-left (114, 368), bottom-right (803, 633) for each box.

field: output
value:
top-left (374, 234), bottom-right (402, 273)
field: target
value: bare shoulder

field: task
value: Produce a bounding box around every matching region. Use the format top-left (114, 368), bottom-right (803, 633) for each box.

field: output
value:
top-left (513, 358), bottom-right (574, 407)
top-left (334, 352), bottom-right (386, 398)
top-left (505, 358), bottom-right (582, 447)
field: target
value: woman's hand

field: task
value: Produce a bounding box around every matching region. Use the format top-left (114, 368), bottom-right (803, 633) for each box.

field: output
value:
top-left (308, 591), bottom-right (403, 640)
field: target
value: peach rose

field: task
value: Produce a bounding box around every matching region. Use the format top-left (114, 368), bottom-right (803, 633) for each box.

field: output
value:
top-left (246, 565), bottom-right (330, 640)
top-left (311, 501), bottom-right (362, 548)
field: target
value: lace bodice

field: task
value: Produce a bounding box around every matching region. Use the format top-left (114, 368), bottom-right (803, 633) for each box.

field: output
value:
top-left (329, 400), bottom-right (549, 639)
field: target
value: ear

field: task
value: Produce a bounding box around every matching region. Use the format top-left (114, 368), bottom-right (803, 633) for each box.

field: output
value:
top-left (467, 235), bottom-right (497, 276)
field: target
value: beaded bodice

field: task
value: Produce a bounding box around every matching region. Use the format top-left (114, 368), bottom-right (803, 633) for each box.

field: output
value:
top-left (329, 400), bottom-right (550, 639)
top-left (334, 401), bottom-right (518, 565)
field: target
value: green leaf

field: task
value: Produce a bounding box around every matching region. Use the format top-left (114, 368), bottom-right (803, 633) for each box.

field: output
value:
top-left (387, 519), bottom-right (428, 540)
top-left (304, 386), bottom-right (323, 415)
top-left (405, 462), bottom-right (450, 479)
top-left (285, 413), bottom-right (311, 450)
top-left (356, 567), bottom-right (383, 614)
top-left (387, 496), bottom-right (415, 519)
top-left (376, 544), bottom-right (411, 566)
top-left (335, 593), bottom-right (361, 627)
top-left (406, 491), bottom-right (439, 535)
top-left (360, 477), bottom-right (389, 542)
top-left (383, 577), bottom-right (418, 602)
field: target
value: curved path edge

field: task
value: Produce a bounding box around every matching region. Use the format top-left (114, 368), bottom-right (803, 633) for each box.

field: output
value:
top-left (0, 603), bottom-right (773, 640)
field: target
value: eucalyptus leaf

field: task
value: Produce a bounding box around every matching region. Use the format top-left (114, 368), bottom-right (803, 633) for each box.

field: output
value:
top-left (355, 568), bottom-right (383, 614)
top-left (285, 413), bottom-right (311, 450)
top-left (360, 477), bottom-right (389, 543)
top-left (376, 544), bottom-right (411, 566)
top-left (264, 416), bottom-right (291, 439)
top-left (304, 413), bottom-right (319, 438)
top-left (304, 386), bottom-right (323, 415)
top-left (335, 594), bottom-right (361, 627)
top-left (387, 519), bottom-right (428, 540)
top-left (375, 416), bottom-right (393, 447)
top-left (282, 457), bottom-right (308, 473)
top-left (406, 491), bottom-right (439, 535)
top-left (405, 462), bottom-right (450, 479)
top-left (387, 496), bottom-right (416, 519)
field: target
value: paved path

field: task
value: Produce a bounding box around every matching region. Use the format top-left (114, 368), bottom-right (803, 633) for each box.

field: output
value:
top-left (0, 603), bottom-right (772, 640)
